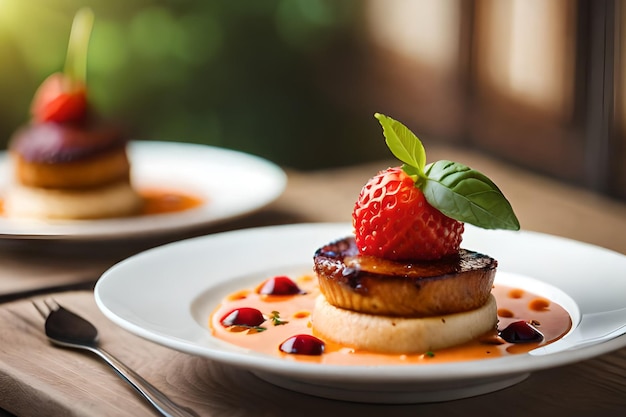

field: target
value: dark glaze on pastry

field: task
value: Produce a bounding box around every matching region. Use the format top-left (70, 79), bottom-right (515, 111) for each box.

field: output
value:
top-left (9, 118), bottom-right (128, 164)
top-left (313, 236), bottom-right (497, 317)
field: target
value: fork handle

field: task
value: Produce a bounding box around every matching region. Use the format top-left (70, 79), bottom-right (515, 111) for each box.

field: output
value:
top-left (89, 346), bottom-right (199, 417)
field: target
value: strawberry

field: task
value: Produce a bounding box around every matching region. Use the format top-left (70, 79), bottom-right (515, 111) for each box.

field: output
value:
top-left (30, 73), bottom-right (87, 123)
top-left (30, 8), bottom-right (93, 124)
top-left (351, 113), bottom-right (520, 262)
top-left (353, 166), bottom-right (464, 261)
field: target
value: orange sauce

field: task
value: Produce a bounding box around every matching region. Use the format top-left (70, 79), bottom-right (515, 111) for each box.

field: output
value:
top-left (138, 188), bottom-right (204, 215)
top-left (0, 188), bottom-right (204, 218)
top-left (210, 275), bottom-right (573, 365)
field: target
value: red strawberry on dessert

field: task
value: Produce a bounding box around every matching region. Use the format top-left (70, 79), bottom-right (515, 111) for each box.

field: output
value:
top-left (31, 8), bottom-right (93, 124)
top-left (30, 73), bottom-right (87, 123)
top-left (353, 113), bottom-right (519, 262)
top-left (353, 166), bottom-right (464, 261)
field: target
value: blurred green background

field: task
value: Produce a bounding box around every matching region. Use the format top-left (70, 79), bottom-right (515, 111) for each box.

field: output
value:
top-left (2, 0), bottom-right (624, 202)
top-left (0, 0), bottom-right (386, 170)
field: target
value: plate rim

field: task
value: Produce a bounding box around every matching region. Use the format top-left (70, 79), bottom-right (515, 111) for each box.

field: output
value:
top-left (94, 222), bottom-right (626, 385)
top-left (0, 141), bottom-right (286, 241)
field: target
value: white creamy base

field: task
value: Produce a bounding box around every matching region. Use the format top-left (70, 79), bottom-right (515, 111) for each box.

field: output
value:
top-left (311, 294), bottom-right (498, 354)
top-left (4, 181), bottom-right (142, 220)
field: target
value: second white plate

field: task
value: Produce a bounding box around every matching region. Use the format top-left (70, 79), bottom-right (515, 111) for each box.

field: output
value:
top-left (0, 141), bottom-right (286, 240)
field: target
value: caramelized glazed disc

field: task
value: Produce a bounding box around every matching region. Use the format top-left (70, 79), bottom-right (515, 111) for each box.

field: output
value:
top-left (9, 119), bottom-right (132, 189)
top-left (12, 149), bottom-right (131, 189)
top-left (313, 236), bottom-right (497, 317)
top-left (9, 120), bottom-right (128, 164)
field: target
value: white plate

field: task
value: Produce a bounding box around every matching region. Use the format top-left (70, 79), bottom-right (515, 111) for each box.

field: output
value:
top-left (94, 223), bottom-right (626, 403)
top-left (0, 141), bottom-right (286, 240)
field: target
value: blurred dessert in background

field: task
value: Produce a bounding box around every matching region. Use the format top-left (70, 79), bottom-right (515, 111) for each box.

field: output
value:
top-left (3, 8), bottom-right (141, 220)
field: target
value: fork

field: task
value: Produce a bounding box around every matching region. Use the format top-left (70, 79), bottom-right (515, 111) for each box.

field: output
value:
top-left (33, 299), bottom-right (199, 417)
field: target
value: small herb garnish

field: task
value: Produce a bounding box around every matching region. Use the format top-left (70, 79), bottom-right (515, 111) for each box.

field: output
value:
top-left (270, 311), bottom-right (289, 326)
top-left (227, 325), bottom-right (267, 333)
top-left (374, 113), bottom-right (520, 231)
top-left (425, 351), bottom-right (435, 358)
top-left (248, 326), bottom-right (267, 333)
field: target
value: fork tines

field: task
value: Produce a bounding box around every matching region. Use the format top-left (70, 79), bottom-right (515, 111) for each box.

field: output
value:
top-left (32, 298), bottom-right (60, 319)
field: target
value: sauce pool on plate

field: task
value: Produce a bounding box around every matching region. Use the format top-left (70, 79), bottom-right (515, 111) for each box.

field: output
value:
top-left (210, 274), bottom-right (573, 365)
top-left (139, 188), bottom-right (204, 215)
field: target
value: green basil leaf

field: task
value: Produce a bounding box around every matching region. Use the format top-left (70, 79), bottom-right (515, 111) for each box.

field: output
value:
top-left (375, 113), bottom-right (426, 172)
top-left (421, 160), bottom-right (520, 230)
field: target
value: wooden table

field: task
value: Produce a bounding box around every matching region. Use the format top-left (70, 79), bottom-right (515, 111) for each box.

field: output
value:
top-left (1, 145), bottom-right (625, 417)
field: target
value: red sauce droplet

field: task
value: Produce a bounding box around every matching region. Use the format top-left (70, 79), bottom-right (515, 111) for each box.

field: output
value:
top-left (497, 308), bottom-right (515, 318)
top-left (279, 334), bottom-right (325, 355)
top-left (529, 298), bottom-right (550, 311)
top-left (226, 290), bottom-right (250, 301)
top-left (257, 276), bottom-right (305, 296)
top-left (293, 311), bottom-right (310, 319)
top-left (220, 307), bottom-right (265, 328)
top-left (508, 288), bottom-right (524, 299)
top-left (499, 320), bottom-right (544, 343)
